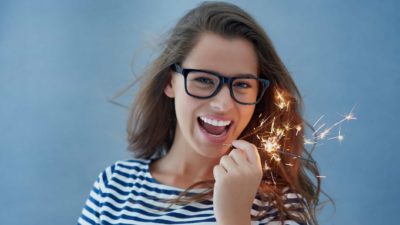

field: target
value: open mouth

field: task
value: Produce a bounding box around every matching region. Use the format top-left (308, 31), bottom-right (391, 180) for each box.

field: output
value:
top-left (197, 116), bottom-right (232, 136)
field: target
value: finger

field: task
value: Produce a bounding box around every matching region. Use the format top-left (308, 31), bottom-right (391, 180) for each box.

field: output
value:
top-left (213, 164), bottom-right (227, 180)
top-left (219, 155), bottom-right (237, 172)
top-left (232, 140), bottom-right (261, 165)
top-left (228, 148), bottom-right (248, 165)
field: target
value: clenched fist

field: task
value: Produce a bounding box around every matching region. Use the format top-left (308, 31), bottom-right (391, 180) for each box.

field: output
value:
top-left (213, 140), bottom-right (263, 225)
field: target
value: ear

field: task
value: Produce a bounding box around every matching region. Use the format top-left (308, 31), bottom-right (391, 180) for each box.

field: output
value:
top-left (164, 75), bottom-right (175, 98)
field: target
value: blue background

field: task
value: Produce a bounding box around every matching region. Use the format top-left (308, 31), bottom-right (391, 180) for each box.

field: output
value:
top-left (1, 0), bottom-right (399, 224)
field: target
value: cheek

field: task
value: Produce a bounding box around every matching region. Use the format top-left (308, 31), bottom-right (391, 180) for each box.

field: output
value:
top-left (238, 106), bottom-right (256, 129)
top-left (174, 89), bottom-right (198, 125)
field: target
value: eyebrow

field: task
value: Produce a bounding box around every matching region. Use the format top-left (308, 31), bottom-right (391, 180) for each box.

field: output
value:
top-left (194, 68), bottom-right (259, 78)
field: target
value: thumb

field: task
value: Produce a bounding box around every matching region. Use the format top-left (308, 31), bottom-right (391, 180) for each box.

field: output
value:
top-left (231, 140), bottom-right (261, 165)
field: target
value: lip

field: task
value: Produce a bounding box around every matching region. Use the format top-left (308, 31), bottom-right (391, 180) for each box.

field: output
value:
top-left (197, 115), bottom-right (234, 144)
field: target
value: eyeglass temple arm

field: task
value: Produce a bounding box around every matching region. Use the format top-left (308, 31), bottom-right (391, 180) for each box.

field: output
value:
top-left (170, 64), bottom-right (183, 73)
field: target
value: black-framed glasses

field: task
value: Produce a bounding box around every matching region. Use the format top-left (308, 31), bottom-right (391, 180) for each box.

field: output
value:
top-left (170, 64), bottom-right (270, 105)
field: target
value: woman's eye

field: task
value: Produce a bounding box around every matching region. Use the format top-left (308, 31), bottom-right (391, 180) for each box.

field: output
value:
top-left (195, 77), bottom-right (214, 84)
top-left (234, 81), bottom-right (251, 88)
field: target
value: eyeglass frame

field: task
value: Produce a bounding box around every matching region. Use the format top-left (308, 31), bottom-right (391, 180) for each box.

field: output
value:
top-left (170, 64), bottom-right (270, 105)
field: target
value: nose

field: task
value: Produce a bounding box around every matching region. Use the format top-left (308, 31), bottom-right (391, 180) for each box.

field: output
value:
top-left (209, 85), bottom-right (234, 112)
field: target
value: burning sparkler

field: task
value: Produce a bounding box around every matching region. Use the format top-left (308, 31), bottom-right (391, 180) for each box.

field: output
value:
top-left (238, 89), bottom-right (356, 172)
top-left (223, 88), bottom-right (356, 182)
top-left (273, 90), bottom-right (352, 158)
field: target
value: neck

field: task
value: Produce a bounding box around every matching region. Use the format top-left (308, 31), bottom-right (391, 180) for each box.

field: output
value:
top-left (158, 142), bottom-right (217, 181)
top-left (151, 129), bottom-right (219, 182)
top-left (149, 150), bottom-right (215, 190)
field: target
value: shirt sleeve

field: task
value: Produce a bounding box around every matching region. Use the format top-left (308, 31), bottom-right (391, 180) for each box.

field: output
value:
top-left (77, 164), bottom-right (115, 225)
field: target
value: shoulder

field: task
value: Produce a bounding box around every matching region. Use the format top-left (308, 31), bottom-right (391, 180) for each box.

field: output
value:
top-left (96, 158), bottom-right (151, 188)
top-left (113, 158), bottom-right (151, 172)
top-left (106, 158), bottom-right (150, 173)
top-left (252, 186), bottom-right (305, 209)
top-left (281, 186), bottom-right (306, 209)
top-left (252, 187), bottom-right (307, 225)
top-left (264, 221), bottom-right (305, 225)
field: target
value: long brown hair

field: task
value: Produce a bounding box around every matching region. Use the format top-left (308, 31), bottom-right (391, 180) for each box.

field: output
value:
top-left (127, 1), bottom-right (327, 224)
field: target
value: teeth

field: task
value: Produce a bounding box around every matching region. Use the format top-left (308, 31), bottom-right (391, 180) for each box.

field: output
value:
top-left (200, 116), bottom-right (231, 127)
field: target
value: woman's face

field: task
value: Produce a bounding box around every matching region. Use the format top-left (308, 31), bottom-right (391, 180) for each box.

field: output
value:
top-left (165, 32), bottom-right (258, 159)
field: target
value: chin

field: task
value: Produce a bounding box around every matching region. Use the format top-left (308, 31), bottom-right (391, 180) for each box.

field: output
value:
top-left (195, 144), bottom-right (230, 159)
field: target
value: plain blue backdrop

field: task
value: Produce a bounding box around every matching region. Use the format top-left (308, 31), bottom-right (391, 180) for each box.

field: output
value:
top-left (1, 0), bottom-right (399, 224)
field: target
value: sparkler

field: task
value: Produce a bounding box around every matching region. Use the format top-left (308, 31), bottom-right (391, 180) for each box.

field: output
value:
top-left (229, 88), bottom-right (356, 182)
top-left (259, 89), bottom-right (355, 164)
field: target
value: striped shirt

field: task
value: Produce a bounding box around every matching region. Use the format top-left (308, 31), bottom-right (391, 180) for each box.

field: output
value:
top-left (77, 159), bottom-right (305, 225)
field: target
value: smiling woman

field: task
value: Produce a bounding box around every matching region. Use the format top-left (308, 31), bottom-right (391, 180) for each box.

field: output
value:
top-left (77, 1), bottom-right (322, 225)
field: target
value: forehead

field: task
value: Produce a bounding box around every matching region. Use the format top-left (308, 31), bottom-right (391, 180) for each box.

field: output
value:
top-left (182, 32), bottom-right (259, 77)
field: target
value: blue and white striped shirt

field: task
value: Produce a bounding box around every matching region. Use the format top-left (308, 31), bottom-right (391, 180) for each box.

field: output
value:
top-left (77, 159), bottom-right (304, 225)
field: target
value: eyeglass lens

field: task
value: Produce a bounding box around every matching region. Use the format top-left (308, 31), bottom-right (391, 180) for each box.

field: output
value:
top-left (186, 71), bottom-right (260, 104)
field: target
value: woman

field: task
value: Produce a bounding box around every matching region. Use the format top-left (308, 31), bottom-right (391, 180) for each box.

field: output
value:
top-left (78, 2), bottom-right (322, 224)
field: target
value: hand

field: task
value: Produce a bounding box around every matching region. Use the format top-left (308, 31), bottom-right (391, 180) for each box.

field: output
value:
top-left (213, 140), bottom-right (263, 225)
